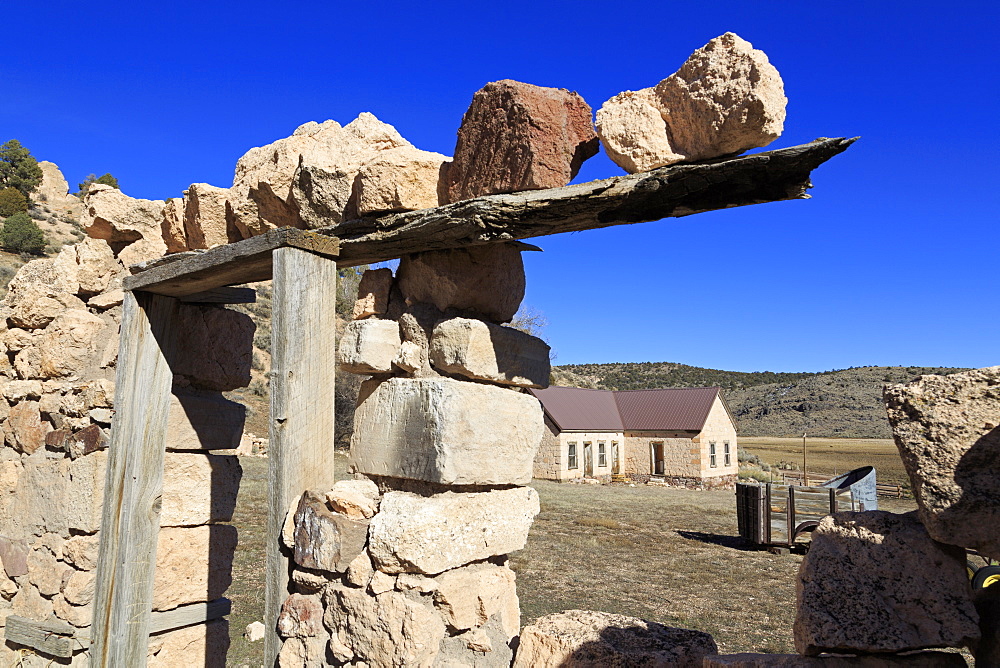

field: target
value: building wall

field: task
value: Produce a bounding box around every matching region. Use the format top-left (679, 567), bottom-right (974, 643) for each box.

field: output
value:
top-left (533, 415), bottom-right (563, 480)
top-left (694, 395), bottom-right (739, 479)
top-left (623, 431), bottom-right (698, 477)
top-left (532, 420), bottom-right (625, 481)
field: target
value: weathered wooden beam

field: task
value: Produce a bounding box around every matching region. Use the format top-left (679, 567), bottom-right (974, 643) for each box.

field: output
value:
top-left (265, 248), bottom-right (339, 665)
top-left (90, 292), bottom-right (179, 667)
top-left (320, 137), bottom-right (856, 266)
top-left (123, 227), bottom-right (340, 297)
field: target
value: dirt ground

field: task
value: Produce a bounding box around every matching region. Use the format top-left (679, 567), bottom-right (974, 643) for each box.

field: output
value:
top-left (225, 456), bottom-right (930, 665)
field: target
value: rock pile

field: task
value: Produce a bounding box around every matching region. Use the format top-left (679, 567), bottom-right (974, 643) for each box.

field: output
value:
top-left (0, 236), bottom-right (249, 664)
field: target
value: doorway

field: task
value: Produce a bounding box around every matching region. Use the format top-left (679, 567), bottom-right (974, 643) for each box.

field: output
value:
top-left (651, 442), bottom-right (665, 475)
top-left (583, 442), bottom-right (593, 476)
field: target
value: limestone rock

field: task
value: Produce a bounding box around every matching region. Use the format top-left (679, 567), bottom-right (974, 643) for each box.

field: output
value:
top-left (6, 401), bottom-right (51, 455)
top-left (171, 303), bottom-right (254, 391)
top-left (368, 570), bottom-right (395, 595)
top-left (6, 283), bottom-right (86, 330)
top-left (324, 582), bottom-right (446, 666)
top-left (160, 453), bottom-right (241, 526)
top-left (62, 569), bottom-right (95, 606)
top-left (39, 310), bottom-right (108, 377)
top-left (277, 635), bottom-right (328, 668)
top-left (184, 183), bottom-right (235, 249)
top-left (148, 619), bottom-right (229, 668)
top-left (62, 535), bottom-right (99, 571)
top-left (433, 562), bottom-right (519, 637)
top-left (66, 237), bottom-right (120, 296)
top-left (436, 614), bottom-right (515, 668)
top-left (445, 80), bottom-right (599, 202)
top-left (794, 511), bottom-right (979, 655)
top-left (53, 593), bottom-right (92, 627)
top-left (11, 584), bottom-right (52, 621)
top-left (166, 389), bottom-right (246, 451)
top-left (161, 197), bottom-right (188, 254)
top-left (368, 487), bottom-right (539, 574)
top-left (292, 490), bottom-right (369, 573)
top-left (3, 380), bottom-right (42, 403)
top-left (0, 537), bottom-right (28, 577)
top-left (82, 184), bottom-right (167, 266)
top-left (5, 257), bottom-right (77, 303)
top-left (35, 161), bottom-right (71, 203)
top-left (27, 547), bottom-right (66, 597)
top-left (597, 32), bottom-right (786, 172)
top-left (353, 146), bottom-right (449, 215)
top-left (245, 620), bottom-right (266, 642)
top-left (884, 366), bottom-right (1000, 557)
top-left (351, 377), bottom-right (543, 485)
top-left (513, 609), bottom-right (718, 668)
top-left (430, 317), bottom-right (550, 388)
top-left (396, 244), bottom-right (525, 323)
top-left (282, 494), bottom-right (301, 550)
top-left (704, 652), bottom-right (968, 666)
top-left (325, 479), bottom-right (380, 520)
top-left (239, 113), bottom-right (413, 232)
top-left (152, 525), bottom-right (237, 611)
top-left (277, 593), bottom-right (324, 638)
top-left (352, 267), bottom-right (393, 319)
top-left (338, 318), bottom-right (401, 374)
top-left (345, 551), bottom-right (374, 588)
top-left (88, 289), bottom-right (125, 310)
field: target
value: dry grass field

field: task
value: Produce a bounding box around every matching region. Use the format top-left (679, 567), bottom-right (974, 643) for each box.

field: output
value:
top-left (225, 455), bottom-right (927, 665)
top-left (739, 436), bottom-right (909, 486)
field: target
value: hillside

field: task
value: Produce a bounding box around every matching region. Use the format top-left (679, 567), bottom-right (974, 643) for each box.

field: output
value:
top-left (552, 362), bottom-right (969, 438)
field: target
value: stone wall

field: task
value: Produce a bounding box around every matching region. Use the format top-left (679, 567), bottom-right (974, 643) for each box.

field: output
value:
top-left (532, 416), bottom-right (563, 480)
top-left (693, 395), bottom-right (739, 479)
top-left (623, 432), bottom-right (698, 477)
top-left (0, 237), bottom-right (247, 664)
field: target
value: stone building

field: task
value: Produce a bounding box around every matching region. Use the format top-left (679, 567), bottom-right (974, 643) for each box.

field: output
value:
top-left (530, 386), bottom-right (738, 486)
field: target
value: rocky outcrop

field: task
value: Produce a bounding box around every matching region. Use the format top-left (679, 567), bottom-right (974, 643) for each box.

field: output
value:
top-left (35, 161), bottom-right (73, 205)
top-left (82, 184), bottom-right (167, 266)
top-left (884, 366), bottom-right (1000, 558)
top-left (183, 183), bottom-right (233, 249)
top-left (794, 511), bottom-right (979, 656)
top-left (597, 32), bottom-right (786, 173)
top-left (513, 609), bottom-right (718, 668)
top-left (445, 80), bottom-right (598, 203)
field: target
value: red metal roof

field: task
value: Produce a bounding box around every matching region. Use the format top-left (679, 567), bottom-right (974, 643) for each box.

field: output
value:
top-left (530, 386), bottom-right (723, 432)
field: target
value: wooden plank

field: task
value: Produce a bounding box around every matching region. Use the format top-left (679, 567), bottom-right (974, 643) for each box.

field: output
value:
top-left (320, 138), bottom-right (857, 267)
top-left (5, 616), bottom-right (78, 658)
top-left (124, 228), bottom-right (340, 298)
top-left (166, 390), bottom-right (246, 451)
top-left (178, 287), bottom-right (257, 304)
top-left (90, 292), bottom-right (179, 668)
top-left (76, 598), bottom-right (233, 642)
top-left (265, 248), bottom-right (339, 665)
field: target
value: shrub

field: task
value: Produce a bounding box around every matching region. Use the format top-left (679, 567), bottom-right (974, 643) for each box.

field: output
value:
top-left (0, 187), bottom-right (28, 217)
top-left (78, 172), bottom-right (120, 197)
top-left (0, 140), bottom-right (42, 199)
top-left (1, 212), bottom-right (46, 255)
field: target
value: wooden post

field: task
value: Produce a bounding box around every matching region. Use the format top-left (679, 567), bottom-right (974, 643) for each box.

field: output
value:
top-left (90, 292), bottom-right (179, 667)
top-left (265, 248), bottom-right (339, 665)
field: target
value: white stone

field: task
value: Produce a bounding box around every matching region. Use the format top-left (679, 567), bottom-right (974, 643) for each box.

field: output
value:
top-left (430, 317), bottom-right (550, 388)
top-left (353, 146), bottom-right (449, 215)
top-left (368, 487), bottom-right (539, 575)
top-left (338, 318), bottom-right (401, 374)
top-left (183, 183), bottom-right (233, 249)
top-left (433, 562), bottom-right (520, 636)
top-left (245, 620), bottom-right (265, 642)
top-left (350, 377), bottom-right (544, 485)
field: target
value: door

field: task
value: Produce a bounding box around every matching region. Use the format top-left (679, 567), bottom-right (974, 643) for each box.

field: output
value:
top-left (652, 442), bottom-right (665, 475)
top-left (611, 442), bottom-right (620, 475)
top-left (584, 442), bottom-right (593, 476)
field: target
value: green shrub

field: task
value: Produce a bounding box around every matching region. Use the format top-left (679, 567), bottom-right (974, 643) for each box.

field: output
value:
top-left (1, 212), bottom-right (46, 255)
top-left (78, 172), bottom-right (120, 197)
top-left (0, 140), bottom-right (42, 199)
top-left (0, 188), bottom-right (28, 217)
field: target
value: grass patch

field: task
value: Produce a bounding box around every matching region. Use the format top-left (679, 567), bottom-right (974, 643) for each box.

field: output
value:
top-left (739, 436), bottom-right (908, 486)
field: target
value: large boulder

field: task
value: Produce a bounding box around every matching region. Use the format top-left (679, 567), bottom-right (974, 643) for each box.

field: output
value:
top-left (794, 511), bottom-right (979, 656)
top-left (597, 32), bottom-right (786, 173)
top-left (512, 609), bottom-right (718, 668)
top-left (161, 197), bottom-right (188, 253)
top-left (352, 145), bottom-right (449, 215)
top-left (170, 304), bottom-right (254, 391)
top-left (183, 183), bottom-right (235, 249)
top-left (396, 243), bottom-right (525, 323)
top-left (367, 487), bottom-right (539, 574)
top-left (350, 377), bottom-right (544, 485)
top-left (444, 80), bottom-right (599, 202)
top-left (429, 317), bottom-right (550, 388)
top-left (292, 490), bottom-right (368, 573)
top-left (35, 161), bottom-right (72, 204)
top-left (338, 318), bottom-right (401, 374)
top-left (82, 184), bottom-right (167, 266)
top-left (884, 366), bottom-right (1000, 558)
top-left (351, 267), bottom-right (393, 320)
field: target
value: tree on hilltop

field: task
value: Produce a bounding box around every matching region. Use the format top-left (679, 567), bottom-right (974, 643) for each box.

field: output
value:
top-left (0, 188), bottom-right (28, 218)
top-left (1, 211), bottom-right (47, 255)
top-left (78, 173), bottom-right (120, 197)
top-left (0, 140), bottom-right (43, 199)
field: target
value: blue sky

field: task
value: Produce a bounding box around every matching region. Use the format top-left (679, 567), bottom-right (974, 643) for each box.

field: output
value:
top-left (4, 1), bottom-right (998, 371)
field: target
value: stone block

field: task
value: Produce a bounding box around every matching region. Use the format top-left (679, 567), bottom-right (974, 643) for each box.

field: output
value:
top-left (292, 490), bottom-right (369, 573)
top-left (39, 310), bottom-right (109, 378)
top-left (396, 244), bottom-right (525, 323)
top-left (350, 377), bottom-right (543, 485)
top-left (183, 183), bottom-right (233, 249)
top-left (433, 562), bottom-right (519, 636)
top-left (166, 389), bottom-right (246, 451)
top-left (323, 582), bottom-right (446, 666)
top-left (512, 609), bottom-right (718, 668)
top-left (148, 618), bottom-right (229, 668)
top-left (353, 146), bottom-right (449, 215)
top-left (11, 584), bottom-right (52, 621)
top-left (338, 319), bottom-right (401, 374)
top-left (62, 569), bottom-right (95, 606)
top-left (436, 614), bottom-right (515, 668)
top-left (597, 32), bottom-right (786, 172)
top-left (325, 479), bottom-right (379, 520)
top-left (62, 534), bottom-right (99, 571)
top-left (794, 511), bottom-right (979, 655)
top-left (152, 525), bottom-right (237, 611)
top-left (277, 635), bottom-right (328, 668)
top-left (27, 547), bottom-right (67, 597)
top-left (6, 401), bottom-right (51, 455)
top-left (704, 652), bottom-right (968, 666)
top-left (3, 381), bottom-right (42, 403)
top-left (0, 537), bottom-right (28, 577)
top-left (352, 268), bottom-right (393, 320)
top-left (430, 317), bottom-right (550, 387)
top-left (53, 593), bottom-right (92, 628)
top-left (171, 304), bottom-right (254, 391)
top-left (277, 593), bottom-right (324, 638)
top-left (83, 184), bottom-right (168, 266)
top-left (161, 197), bottom-right (188, 253)
top-left (368, 487), bottom-right (539, 575)
top-left (445, 79), bottom-right (598, 202)
top-left (160, 453), bottom-right (242, 526)
top-left (884, 365), bottom-right (1000, 557)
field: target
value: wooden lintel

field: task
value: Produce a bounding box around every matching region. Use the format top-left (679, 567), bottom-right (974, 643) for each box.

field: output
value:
top-left (124, 228), bottom-right (340, 297)
top-left (317, 137), bottom-right (856, 267)
top-left (178, 287), bottom-right (257, 304)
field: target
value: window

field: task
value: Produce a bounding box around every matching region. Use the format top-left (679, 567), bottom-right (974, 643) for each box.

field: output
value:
top-left (568, 442), bottom-right (578, 469)
top-left (709, 442), bottom-right (717, 468)
top-left (724, 441), bottom-right (731, 467)
top-left (598, 442), bottom-right (607, 467)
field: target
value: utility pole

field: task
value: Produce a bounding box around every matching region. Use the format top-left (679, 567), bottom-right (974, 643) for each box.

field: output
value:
top-left (802, 432), bottom-right (808, 486)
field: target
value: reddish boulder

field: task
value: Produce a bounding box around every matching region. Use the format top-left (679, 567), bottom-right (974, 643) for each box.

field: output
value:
top-left (445, 80), bottom-right (598, 203)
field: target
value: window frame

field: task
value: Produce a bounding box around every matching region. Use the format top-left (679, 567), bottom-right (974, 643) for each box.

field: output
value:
top-left (567, 442), bottom-right (578, 470)
top-left (709, 441), bottom-right (717, 468)
top-left (598, 441), bottom-right (607, 468)
top-left (723, 441), bottom-right (731, 467)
